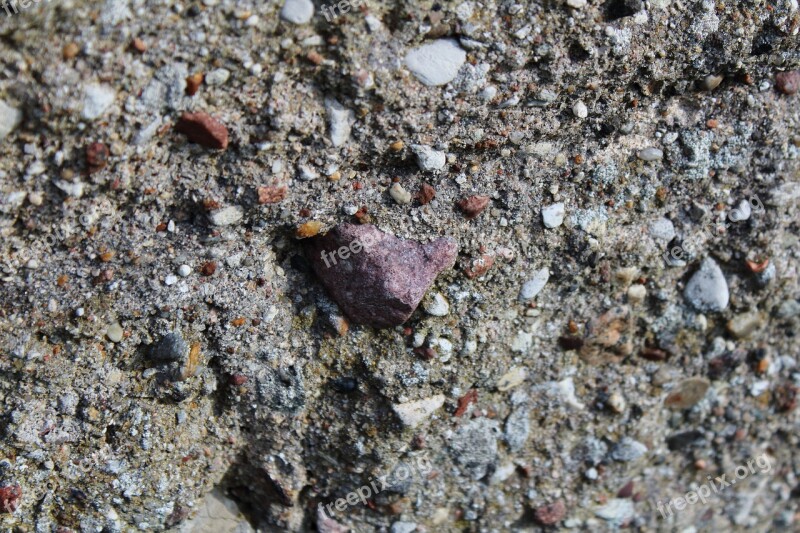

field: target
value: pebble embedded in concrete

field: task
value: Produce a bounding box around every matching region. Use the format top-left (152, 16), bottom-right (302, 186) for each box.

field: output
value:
top-left (280, 0), bottom-right (314, 24)
top-left (405, 39), bottom-right (467, 86)
top-left (684, 257), bottom-right (729, 312)
top-left (411, 144), bottom-right (447, 172)
top-left (542, 203), bottom-right (565, 229)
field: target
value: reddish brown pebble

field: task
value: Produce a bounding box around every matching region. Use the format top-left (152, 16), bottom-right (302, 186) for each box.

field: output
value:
top-left (307, 51), bottom-right (323, 65)
top-left (457, 195), bottom-right (490, 219)
top-left (417, 183), bottom-right (436, 205)
top-left (414, 346), bottom-right (436, 360)
top-left (640, 347), bottom-right (668, 361)
top-left (186, 73), bottom-right (203, 96)
top-left (558, 335), bottom-right (584, 350)
top-left (130, 38), bottom-right (146, 53)
top-left (200, 261), bottom-right (217, 276)
top-left (258, 184), bottom-right (288, 204)
top-left (534, 500), bottom-right (566, 526)
top-left (745, 258), bottom-right (769, 274)
top-left (175, 112), bottom-right (229, 150)
top-left (454, 389), bottom-right (478, 417)
top-left (776, 70), bottom-right (800, 95)
top-left (617, 480), bottom-right (635, 498)
top-left (0, 484), bottom-right (21, 513)
top-left (230, 374), bottom-right (248, 386)
top-left (463, 254), bottom-right (494, 279)
top-left (86, 142), bottom-right (109, 174)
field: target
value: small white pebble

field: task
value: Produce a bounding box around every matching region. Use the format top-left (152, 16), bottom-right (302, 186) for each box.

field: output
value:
top-left (75, 307), bottom-right (85, 317)
top-left (637, 147), bottom-right (663, 162)
top-left (164, 275), bottom-right (178, 286)
top-left (572, 101), bottom-right (588, 119)
top-left (106, 323), bottom-right (124, 343)
top-left (177, 265), bottom-right (192, 277)
top-left (628, 284), bottom-right (647, 303)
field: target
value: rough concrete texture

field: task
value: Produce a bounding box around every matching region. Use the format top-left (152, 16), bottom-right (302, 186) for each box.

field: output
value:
top-left (0, 0), bottom-right (799, 531)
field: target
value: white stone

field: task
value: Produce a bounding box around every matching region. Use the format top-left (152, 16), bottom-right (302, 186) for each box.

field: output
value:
top-left (556, 377), bottom-right (584, 409)
top-left (572, 100), bottom-right (588, 118)
top-left (405, 39), bottom-right (467, 86)
top-left (684, 257), bottom-right (729, 312)
top-left (496, 367), bottom-right (527, 391)
top-left (0, 99), bottom-right (22, 140)
top-left (519, 268), bottom-right (549, 301)
top-left (82, 85), bottom-right (116, 121)
top-left (393, 395), bottom-right (445, 428)
top-left (106, 323), bottom-right (124, 343)
top-left (648, 217), bottom-right (675, 242)
top-left (637, 147), bottom-right (663, 161)
top-left (542, 203), bottom-right (565, 228)
top-left (179, 489), bottom-right (254, 533)
top-left (177, 265), bottom-right (192, 277)
top-left (390, 522), bottom-right (417, 533)
top-left (325, 98), bottom-right (354, 147)
top-left (164, 275), bottom-right (178, 286)
top-left (205, 68), bottom-right (231, 86)
top-left (424, 292), bottom-right (450, 316)
top-left (209, 206), bottom-right (243, 226)
top-left (729, 199), bottom-right (752, 222)
top-left (389, 183), bottom-right (412, 205)
top-left (627, 284), bottom-right (646, 303)
top-left (280, 0), bottom-right (314, 24)
top-left (411, 144), bottom-right (446, 172)
top-left (566, 0), bottom-right (587, 7)
top-left (595, 499), bottom-right (635, 527)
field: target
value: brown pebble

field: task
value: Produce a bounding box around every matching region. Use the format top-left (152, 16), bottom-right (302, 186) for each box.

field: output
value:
top-left (665, 377), bottom-right (710, 410)
top-left (258, 184), bottom-right (288, 204)
top-left (534, 500), bottom-right (566, 526)
top-left (776, 70), bottom-right (800, 95)
top-left (307, 51), bottom-right (323, 65)
top-left (706, 118), bottom-right (719, 129)
top-left (640, 346), bottom-right (668, 361)
top-left (617, 480), bottom-right (635, 498)
top-left (230, 374), bottom-right (248, 386)
top-left (175, 112), bottom-right (229, 150)
top-left (99, 251), bottom-right (114, 262)
top-left (63, 42), bottom-right (80, 60)
top-left (417, 183), bottom-right (436, 205)
top-left (745, 258), bottom-right (769, 274)
top-left (389, 140), bottom-right (404, 152)
top-left (185, 72), bottom-right (203, 96)
top-left (296, 221), bottom-right (323, 239)
top-left (131, 37), bottom-right (146, 53)
top-left (774, 382), bottom-right (798, 412)
top-left (200, 261), bottom-right (217, 276)
top-left (86, 142), bottom-right (109, 174)
top-left (463, 253), bottom-right (494, 279)
top-left (558, 335), bottom-right (584, 351)
top-left (457, 195), bottom-right (490, 219)
top-left (454, 389), bottom-right (478, 417)
top-left (0, 485), bottom-right (21, 513)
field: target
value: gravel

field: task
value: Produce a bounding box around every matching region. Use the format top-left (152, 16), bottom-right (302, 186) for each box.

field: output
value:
top-left (404, 39), bottom-right (467, 87)
top-left (684, 257), bottom-right (730, 312)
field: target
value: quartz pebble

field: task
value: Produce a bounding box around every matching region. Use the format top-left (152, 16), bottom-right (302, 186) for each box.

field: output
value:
top-left (727, 311), bottom-right (764, 339)
top-left (542, 203), bottom-right (565, 228)
top-left (423, 292), bottom-right (450, 316)
top-left (638, 147), bottom-right (663, 161)
top-left (648, 217), bottom-right (675, 242)
top-left (82, 84), bottom-right (116, 121)
top-left (389, 183), bottom-right (412, 205)
top-left (393, 395), bottom-right (445, 428)
top-left (627, 284), bottom-right (646, 303)
top-left (106, 323), bottom-right (124, 343)
top-left (325, 98), bottom-right (354, 147)
top-left (411, 144), bottom-right (446, 172)
top-left (610, 437), bottom-right (647, 462)
top-left (209, 206), bottom-right (243, 226)
top-left (496, 367), bottom-right (527, 392)
top-left (405, 39), bottom-right (467, 86)
top-left (177, 265), bottom-right (192, 277)
top-left (519, 268), bottom-right (550, 301)
top-left (684, 258), bottom-right (729, 312)
top-left (280, 0), bottom-right (314, 24)
top-left (572, 100), bottom-right (588, 118)
top-left (0, 99), bottom-right (22, 140)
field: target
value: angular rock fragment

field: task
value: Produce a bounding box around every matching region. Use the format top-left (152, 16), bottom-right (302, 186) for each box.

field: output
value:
top-left (405, 39), bottom-right (466, 86)
top-left (0, 99), bottom-right (22, 141)
top-left (150, 332), bottom-right (188, 362)
top-left (411, 144), bottom-right (446, 172)
top-left (0, 484), bottom-right (21, 513)
top-left (684, 257), bottom-right (729, 312)
top-left (664, 377), bottom-right (710, 409)
top-left (450, 418), bottom-right (499, 480)
top-left (394, 394), bottom-right (445, 428)
top-left (776, 70), bottom-right (800, 95)
top-left (175, 111), bottom-right (229, 150)
top-left (457, 195), bottom-right (490, 220)
top-left (304, 224), bottom-right (458, 327)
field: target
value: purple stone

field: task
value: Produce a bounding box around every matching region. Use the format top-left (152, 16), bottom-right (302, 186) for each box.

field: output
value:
top-left (304, 224), bottom-right (458, 328)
